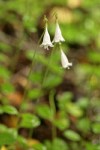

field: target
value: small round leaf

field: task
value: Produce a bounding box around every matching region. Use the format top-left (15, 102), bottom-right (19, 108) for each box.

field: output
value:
top-left (64, 130), bottom-right (81, 141)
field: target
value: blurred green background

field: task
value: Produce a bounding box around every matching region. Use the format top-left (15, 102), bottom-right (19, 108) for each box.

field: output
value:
top-left (0, 0), bottom-right (100, 150)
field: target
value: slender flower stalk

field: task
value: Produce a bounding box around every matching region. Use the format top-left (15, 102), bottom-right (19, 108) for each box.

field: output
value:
top-left (60, 49), bottom-right (72, 69)
top-left (28, 45), bottom-right (54, 139)
top-left (52, 19), bottom-right (65, 43)
top-left (16, 31), bottom-right (45, 130)
top-left (16, 47), bottom-right (36, 130)
top-left (49, 90), bottom-right (57, 140)
top-left (36, 48), bottom-right (54, 103)
top-left (40, 17), bottom-right (53, 50)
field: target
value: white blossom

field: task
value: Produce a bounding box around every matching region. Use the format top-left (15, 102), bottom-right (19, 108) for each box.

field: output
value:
top-left (60, 49), bottom-right (72, 69)
top-left (40, 26), bottom-right (53, 50)
top-left (52, 22), bottom-right (65, 43)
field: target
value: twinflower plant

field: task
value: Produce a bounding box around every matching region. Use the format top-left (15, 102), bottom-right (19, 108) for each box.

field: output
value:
top-left (52, 15), bottom-right (72, 69)
top-left (40, 17), bottom-right (53, 50)
top-left (52, 22), bottom-right (65, 43)
top-left (40, 15), bottom-right (72, 69)
top-left (60, 49), bottom-right (72, 69)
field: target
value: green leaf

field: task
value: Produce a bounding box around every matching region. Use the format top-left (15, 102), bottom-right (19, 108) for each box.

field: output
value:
top-left (57, 92), bottom-right (73, 110)
top-left (28, 89), bottom-right (42, 100)
top-left (62, 24), bottom-right (90, 45)
top-left (0, 66), bottom-right (11, 79)
top-left (54, 118), bottom-right (70, 130)
top-left (76, 97), bottom-right (89, 109)
top-left (0, 42), bottom-right (11, 52)
top-left (92, 123), bottom-right (100, 134)
top-left (3, 105), bottom-right (18, 115)
top-left (0, 131), bottom-right (17, 146)
top-left (86, 142), bottom-right (99, 150)
top-left (29, 72), bottom-right (42, 83)
top-left (0, 124), bottom-right (7, 132)
top-left (36, 53), bottom-right (63, 76)
top-left (33, 143), bottom-right (47, 150)
top-left (43, 74), bottom-right (62, 89)
top-left (77, 118), bottom-right (91, 133)
top-left (36, 105), bottom-right (53, 121)
top-left (82, 0), bottom-right (100, 8)
top-left (69, 142), bottom-right (80, 150)
top-left (58, 92), bottom-right (73, 102)
top-left (1, 82), bottom-right (14, 94)
top-left (17, 136), bottom-right (28, 148)
top-left (0, 54), bottom-right (8, 62)
top-left (88, 51), bottom-right (100, 63)
top-left (45, 138), bottom-right (69, 150)
top-left (0, 106), bottom-right (4, 114)
top-left (53, 138), bottom-right (69, 150)
top-left (64, 130), bottom-right (81, 141)
top-left (20, 113), bottom-right (40, 128)
top-left (66, 102), bottom-right (83, 117)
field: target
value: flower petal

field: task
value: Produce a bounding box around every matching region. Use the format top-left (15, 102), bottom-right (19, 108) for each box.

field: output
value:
top-left (60, 50), bottom-right (72, 69)
top-left (40, 26), bottom-right (53, 50)
top-left (52, 22), bottom-right (65, 43)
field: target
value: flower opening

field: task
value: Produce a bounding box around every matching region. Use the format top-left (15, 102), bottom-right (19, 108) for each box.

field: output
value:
top-left (40, 26), bottom-right (53, 50)
top-left (60, 49), bottom-right (72, 69)
top-left (52, 22), bottom-right (65, 43)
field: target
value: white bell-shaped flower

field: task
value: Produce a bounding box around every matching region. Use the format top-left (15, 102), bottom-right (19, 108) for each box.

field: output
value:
top-left (52, 22), bottom-right (65, 43)
top-left (60, 49), bottom-right (72, 69)
top-left (40, 26), bottom-right (53, 50)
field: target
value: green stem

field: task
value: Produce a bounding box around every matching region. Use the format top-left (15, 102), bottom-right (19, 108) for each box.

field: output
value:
top-left (16, 15), bottom-right (50, 137)
top-left (21, 48), bottom-right (36, 107)
top-left (49, 90), bottom-right (57, 140)
top-left (28, 127), bottom-right (34, 139)
top-left (37, 49), bottom-right (54, 103)
top-left (18, 31), bottom-right (45, 111)
top-left (16, 28), bottom-right (47, 132)
top-left (28, 49), bottom-right (54, 139)
top-left (16, 48), bottom-right (37, 131)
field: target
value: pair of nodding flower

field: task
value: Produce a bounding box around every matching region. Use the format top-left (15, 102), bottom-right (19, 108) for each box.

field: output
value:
top-left (40, 16), bottom-right (72, 69)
